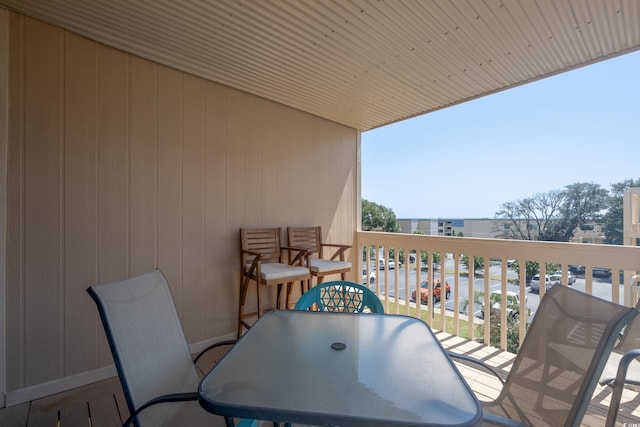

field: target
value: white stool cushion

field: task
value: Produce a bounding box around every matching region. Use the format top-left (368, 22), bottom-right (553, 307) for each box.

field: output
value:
top-left (309, 259), bottom-right (352, 274)
top-left (246, 263), bottom-right (309, 281)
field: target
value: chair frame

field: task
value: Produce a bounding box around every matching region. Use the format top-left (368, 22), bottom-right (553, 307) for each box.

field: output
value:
top-left (606, 348), bottom-right (640, 426)
top-left (239, 227), bottom-right (311, 337)
top-left (600, 275), bottom-right (640, 425)
top-left (294, 280), bottom-right (384, 313)
top-left (448, 284), bottom-right (637, 427)
top-left (287, 226), bottom-right (352, 287)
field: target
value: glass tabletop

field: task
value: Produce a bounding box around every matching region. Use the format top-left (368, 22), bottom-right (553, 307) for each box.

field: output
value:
top-left (199, 310), bottom-right (482, 427)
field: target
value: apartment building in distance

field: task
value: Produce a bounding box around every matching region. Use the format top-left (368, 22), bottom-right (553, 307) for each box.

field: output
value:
top-left (398, 218), bottom-right (607, 244)
top-left (398, 218), bottom-right (502, 239)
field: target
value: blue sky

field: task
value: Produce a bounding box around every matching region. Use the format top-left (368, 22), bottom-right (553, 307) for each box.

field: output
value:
top-left (362, 50), bottom-right (639, 219)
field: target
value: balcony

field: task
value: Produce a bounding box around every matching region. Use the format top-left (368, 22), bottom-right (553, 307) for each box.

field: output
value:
top-left (1, 233), bottom-right (639, 425)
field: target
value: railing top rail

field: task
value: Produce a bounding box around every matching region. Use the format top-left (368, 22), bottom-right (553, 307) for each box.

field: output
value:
top-left (357, 231), bottom-right (640, 272)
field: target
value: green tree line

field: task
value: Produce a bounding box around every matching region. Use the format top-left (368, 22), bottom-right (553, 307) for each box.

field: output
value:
top-left (494, 179), bottom-right (640, 245)
top-left (364, 178), bottom-right (640, 244)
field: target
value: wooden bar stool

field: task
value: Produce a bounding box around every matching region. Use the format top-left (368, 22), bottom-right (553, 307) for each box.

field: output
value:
top-left (287, 226), bottom-right (352, 288)
top-left (238, 227), bottom-right (310, 337)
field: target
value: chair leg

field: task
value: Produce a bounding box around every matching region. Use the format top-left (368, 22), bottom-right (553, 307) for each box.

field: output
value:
top-left (284, 279), bottom-right (312, 309)
top-left (238, 277), bottom-right (251, 338)
top-left (277, 283), bottom-right (284, 309)
top-left (285, 282), bottom-right (294, 308)
top-left (257, 281), bottom-right (263, 316)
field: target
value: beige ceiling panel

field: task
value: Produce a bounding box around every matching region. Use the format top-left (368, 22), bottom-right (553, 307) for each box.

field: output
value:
top-left (4, 0), bottom-right (640, 131)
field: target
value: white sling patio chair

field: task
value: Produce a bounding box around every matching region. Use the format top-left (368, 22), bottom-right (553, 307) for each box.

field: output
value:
top-left (449, 284), bottom-right (637, 427)
top-left (87, 269), bottom-right (258, 427)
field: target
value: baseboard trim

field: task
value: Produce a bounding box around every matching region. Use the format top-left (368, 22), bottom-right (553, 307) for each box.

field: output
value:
top-left (3, 332), bottom-right (237, 407)
top-left (5, 365), bottom-right (117, 407)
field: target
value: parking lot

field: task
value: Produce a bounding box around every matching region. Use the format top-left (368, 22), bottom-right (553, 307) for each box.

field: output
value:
top-left (366, 257), bottom-right (624, 323)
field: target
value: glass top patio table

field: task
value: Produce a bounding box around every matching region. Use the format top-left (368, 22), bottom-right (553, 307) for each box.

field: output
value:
top-left (198, 310), bottom-right (482, 427)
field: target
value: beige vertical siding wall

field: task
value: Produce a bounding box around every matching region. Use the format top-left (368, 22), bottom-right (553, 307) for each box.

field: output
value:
top-left (5, 12), bottom-right (358, 394)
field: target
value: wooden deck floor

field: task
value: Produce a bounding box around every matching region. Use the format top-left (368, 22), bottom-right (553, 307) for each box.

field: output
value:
top-left (1, 333), bottom-right (638, 426)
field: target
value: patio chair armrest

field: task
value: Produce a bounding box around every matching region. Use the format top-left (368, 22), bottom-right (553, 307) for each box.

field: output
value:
top-left (282, 245), bottom-right (310, 266)
top-left (448, 351), bottom-right (506, 386)
top-left (282, 245), bottom-right (308, 253)
top-left (123, 392), bottom-right (199, 427)
top-left (319, 243), bottom-right (351, 261)
top-left (242, 251), bottom-right (264, 276)
top-left (193, 339), bottom-right (237, 365)
top-left (605, 348), bottom-right (640, 427)
top-left (241, 249), bottom-right (263, 257)
top-left (320, 243), bottom-right (351, 249)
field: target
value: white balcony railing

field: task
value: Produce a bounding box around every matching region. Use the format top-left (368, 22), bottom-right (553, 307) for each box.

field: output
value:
top-left (357, 231), bottom-right (640, 352)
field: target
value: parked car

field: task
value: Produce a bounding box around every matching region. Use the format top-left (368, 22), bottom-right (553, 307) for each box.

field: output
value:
top-left (362, 269), bottom-right (376, 284)
top-left (553, 270), bottom-right (576, 285)
top-left (568, 265), bottom-right (585, 274)
top-left (411, 279), bottom-right (450, 304)
top-left (378, 259), bottom-right (395, 270)
top-left (481, 290), bottom-right (528, 320)
top-left (529, 274), bottom-right (561, 293)
top-left (592, 267), bottom-right (612, 277)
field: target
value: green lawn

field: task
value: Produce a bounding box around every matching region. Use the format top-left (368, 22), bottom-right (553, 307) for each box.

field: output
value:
top-left (382, 298), bottom-right (474, 340)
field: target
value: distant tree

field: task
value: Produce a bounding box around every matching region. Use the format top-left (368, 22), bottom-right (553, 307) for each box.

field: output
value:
top-left (483, 314), bottom-right (522, 354)
top-left (602, 178), bottom-right (640, 245)
top-left (511, 260), bottom-right (558, 283)
top-left (511, 260), bottom-right (538, 283)
top-left (495, 182), bottom-right (607, 242)
top-left (361, 199), bottom-right (400, 232)
top-left (461, 291), bottom-right (521, 353)
top-left (495, 190), bottom-right (564, 240)
top-left (410, 230), bottom-right (441, 268)
top-left (460, 255), bottom-right (484, 275)
top-left (541, 182), bottom-right (607, 241)
top-left (419, 251), bottom-right (441, 269)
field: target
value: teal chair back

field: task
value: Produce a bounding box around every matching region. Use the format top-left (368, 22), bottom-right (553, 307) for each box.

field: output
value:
top-left (294, 280), bottom-right (384, 313)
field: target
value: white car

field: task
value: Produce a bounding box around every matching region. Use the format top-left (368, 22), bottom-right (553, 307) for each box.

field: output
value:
top-left (553, 270), bottom-right (576, 285)
top-left (362, 270), bottom-right (376, 284)
top-left (378, 259), bottom-right (395, 270)
top-left (530, 274), bottom-right (561, 293)
top-left (481, 290), bottom-right (527, 320)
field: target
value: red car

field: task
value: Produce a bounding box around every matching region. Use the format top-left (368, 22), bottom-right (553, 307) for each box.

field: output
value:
top-left (411, 279), bottom-right (451, 304)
